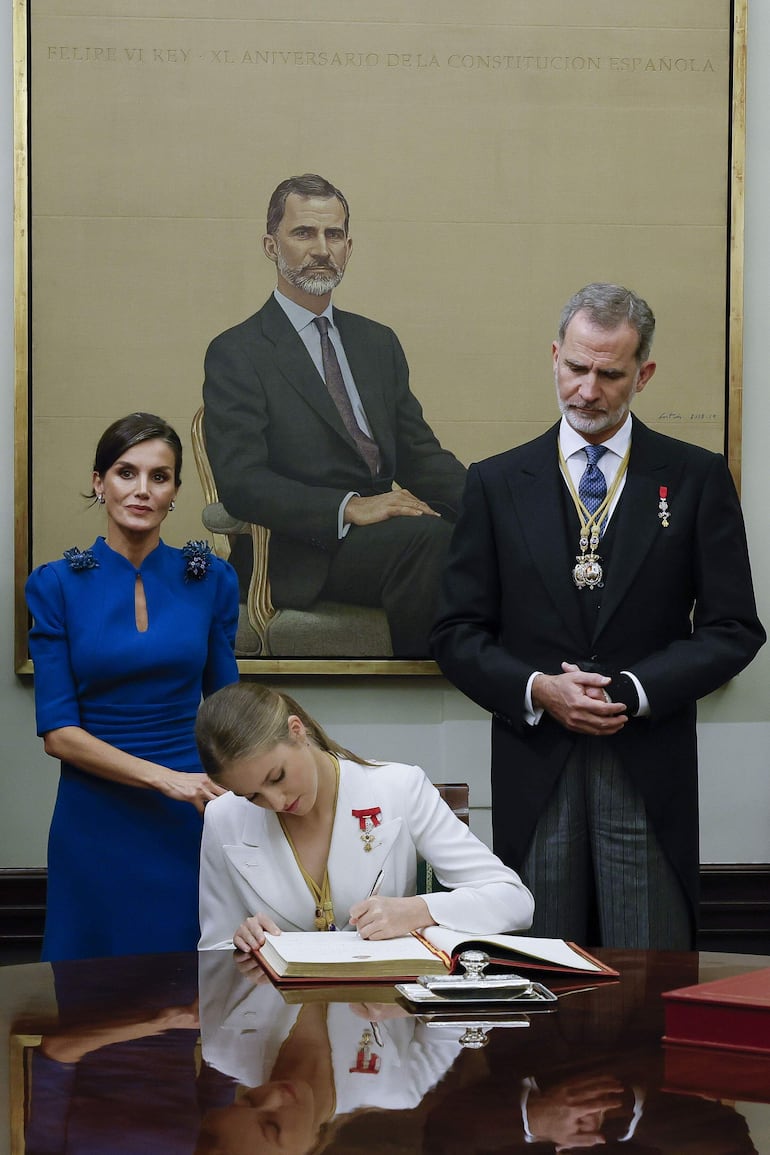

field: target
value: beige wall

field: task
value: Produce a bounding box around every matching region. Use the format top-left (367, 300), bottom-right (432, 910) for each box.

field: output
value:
top-left (27, 0), bottom-right (731, 576)
top-left (2, 3), bottom-right (769, 867)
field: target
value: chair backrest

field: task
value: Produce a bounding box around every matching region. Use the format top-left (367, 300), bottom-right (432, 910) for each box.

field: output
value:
top-left (435, 783), bottom-right (470, 826)
top-left (190, 404), bottom-right (392, 658)
top-left (191, 404), bottom-right (276, 644)
top-left (191, 405), bottom-right (221, 521)
top-left (422, 783), bottom-right (470, 893)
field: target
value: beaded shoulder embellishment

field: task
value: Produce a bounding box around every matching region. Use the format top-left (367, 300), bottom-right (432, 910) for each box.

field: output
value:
top-left (63, 547), bottom-right (99, 571)
top-left (182, 540), bottom-right (213, 581)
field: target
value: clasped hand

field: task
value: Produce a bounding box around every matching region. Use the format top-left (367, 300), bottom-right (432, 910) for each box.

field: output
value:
top-left (527, 1073), bottom-right (625, 1150)
top-left (532, 662), bottom-right (628, 736)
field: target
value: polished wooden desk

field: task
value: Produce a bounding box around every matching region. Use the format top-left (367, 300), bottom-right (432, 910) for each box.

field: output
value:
top-left (2, 948), bottom-right (769, 1155)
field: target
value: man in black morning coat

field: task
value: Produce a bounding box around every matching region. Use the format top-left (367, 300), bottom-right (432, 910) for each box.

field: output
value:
top-left (431, 282), bottom-right (765, 948)
top-left (203, 173), bottom-right (466, 657)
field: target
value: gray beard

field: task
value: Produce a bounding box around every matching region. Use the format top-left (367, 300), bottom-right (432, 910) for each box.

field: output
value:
top-left (277, 252), bottom-right (344, 296)
top-left (561, 403), bottom-right (626, 436)
top-left (554, 375), bottom-right (631, 437)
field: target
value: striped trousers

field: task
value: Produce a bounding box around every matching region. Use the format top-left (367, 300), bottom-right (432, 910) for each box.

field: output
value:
top-left (519, 738), bottom-right (691, 949)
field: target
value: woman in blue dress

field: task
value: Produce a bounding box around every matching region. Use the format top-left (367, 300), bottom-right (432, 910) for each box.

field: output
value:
top-left (26, 412), bottom-right (240, 961)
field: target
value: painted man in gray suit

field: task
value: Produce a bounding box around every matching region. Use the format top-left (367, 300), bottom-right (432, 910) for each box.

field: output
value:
top-left (203, 173), bottom-right (466, 657)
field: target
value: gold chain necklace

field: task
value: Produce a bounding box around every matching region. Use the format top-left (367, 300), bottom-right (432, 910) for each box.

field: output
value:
top-left (558, 441), bottom-right (631, 589)
top-left (279, 754), bottom-right (340, 931)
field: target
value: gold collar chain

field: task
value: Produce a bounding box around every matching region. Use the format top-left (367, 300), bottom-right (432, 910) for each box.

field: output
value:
top-left (558, 441), bottom-right (631, 589)
top-left (279, 754), bottom-right (341, 931)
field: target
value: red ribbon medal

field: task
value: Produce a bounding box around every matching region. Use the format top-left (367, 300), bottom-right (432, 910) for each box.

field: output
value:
top-left (350, 1027), bottom-right (381, 1073)
top-left (352, 807), bottom-right (382, 852)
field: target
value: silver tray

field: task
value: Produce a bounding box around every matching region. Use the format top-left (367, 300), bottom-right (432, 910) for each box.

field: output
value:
top-left (395, 977), bottom-right (558, 1007)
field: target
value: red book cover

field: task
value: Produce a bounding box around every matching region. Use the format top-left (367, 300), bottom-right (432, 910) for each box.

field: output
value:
top-left (662, 967), bottom-right (770, 1055)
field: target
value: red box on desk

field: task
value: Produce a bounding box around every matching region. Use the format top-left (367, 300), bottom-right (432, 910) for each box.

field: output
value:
top-left (664, 1043), bottom-right (770, 1103)
top-left (662, 967), bottom-right (770, 1055)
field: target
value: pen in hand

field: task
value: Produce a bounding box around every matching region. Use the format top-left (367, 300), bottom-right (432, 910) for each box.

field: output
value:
top-left (365, 871), bottom-right (386, 1045)
top-left (356, 869), bottom-right (385, 938)
top-left (368, 869), bottom-right (385, 900)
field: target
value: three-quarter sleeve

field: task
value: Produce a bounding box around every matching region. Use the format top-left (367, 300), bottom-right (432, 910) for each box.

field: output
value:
top-left (25, 564), bottom-right (82, 734)
top-left (202, 557), bottom-right (240, 697)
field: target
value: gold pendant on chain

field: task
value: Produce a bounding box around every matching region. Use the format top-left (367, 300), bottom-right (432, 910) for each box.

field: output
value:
top-left (573, 553), bottom-right (604, 589)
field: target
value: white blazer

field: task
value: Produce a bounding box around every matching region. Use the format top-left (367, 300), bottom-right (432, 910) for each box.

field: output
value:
top-left (198, 759), bottom-right (534, 949)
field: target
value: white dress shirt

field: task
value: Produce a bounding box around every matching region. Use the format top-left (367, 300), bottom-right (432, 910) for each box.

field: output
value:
top-left (524, 414), bottom-right (649, 722)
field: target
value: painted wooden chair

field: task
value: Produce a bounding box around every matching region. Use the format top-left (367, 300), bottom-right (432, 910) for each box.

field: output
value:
top-left (191, 405), bottom-right (392, 658)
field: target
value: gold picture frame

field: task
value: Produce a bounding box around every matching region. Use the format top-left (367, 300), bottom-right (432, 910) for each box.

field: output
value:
top-left (14, 0), bottom-right (746, 675)
top-left (9, 1033), bottom-right (40, 1155)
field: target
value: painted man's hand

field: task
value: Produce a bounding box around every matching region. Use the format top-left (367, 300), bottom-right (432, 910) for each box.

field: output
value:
top-left (344, 491), bottom-right (441, 526)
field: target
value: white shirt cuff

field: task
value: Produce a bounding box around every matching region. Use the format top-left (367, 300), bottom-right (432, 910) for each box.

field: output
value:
top-left (520, 1076), bottom-right (538, 1141)
top-left (622, 670), bottom-right (650, 716)
top-left (338, 492), bottom-right (359, 539)
top-left (524, 672), bottom-right (545, 726)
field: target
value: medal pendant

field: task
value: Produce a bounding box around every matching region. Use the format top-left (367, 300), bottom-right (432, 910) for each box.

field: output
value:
top-left (573, 553), bottom-right (604, 589)
top-left (350, 1035), bottom-right (381, 1074)
top-left (353, 807), bottom-right (382, 853)
top-left (359, 816), bottom-right (378, 852)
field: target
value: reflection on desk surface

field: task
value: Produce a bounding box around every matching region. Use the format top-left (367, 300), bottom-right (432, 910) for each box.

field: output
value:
top-left (3, 947), bottom-right (769, 1155)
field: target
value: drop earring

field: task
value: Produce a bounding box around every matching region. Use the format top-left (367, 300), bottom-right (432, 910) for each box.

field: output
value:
top-left (169, 500), bottom-right (176, 512)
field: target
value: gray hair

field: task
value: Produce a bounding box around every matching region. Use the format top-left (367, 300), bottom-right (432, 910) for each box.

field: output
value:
top-left (557, 283), bottom-right (656, 363)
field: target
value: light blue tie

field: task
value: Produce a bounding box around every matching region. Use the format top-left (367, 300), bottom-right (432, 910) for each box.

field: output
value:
top-left (578, 445), bottom-right (608, 517)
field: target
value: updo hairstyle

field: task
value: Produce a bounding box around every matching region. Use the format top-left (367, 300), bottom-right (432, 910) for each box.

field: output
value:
top-left (90, 412), bottom-right (183, 497)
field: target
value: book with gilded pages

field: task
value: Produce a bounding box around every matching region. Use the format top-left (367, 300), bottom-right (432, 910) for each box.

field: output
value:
top-left (254, 928), bottom-right (618, 985)
top-left (662, 967), bottom-right (770, 1055)
top-left (279, 981), bottom-right (406, 1005)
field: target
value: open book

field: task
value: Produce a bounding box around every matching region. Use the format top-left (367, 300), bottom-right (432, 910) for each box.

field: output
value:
top-left (254, 928), bottom-right (618, 984)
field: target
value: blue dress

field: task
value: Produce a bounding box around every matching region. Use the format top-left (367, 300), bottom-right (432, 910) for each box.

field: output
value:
top-left (25, 536), bottom-right (240, 961)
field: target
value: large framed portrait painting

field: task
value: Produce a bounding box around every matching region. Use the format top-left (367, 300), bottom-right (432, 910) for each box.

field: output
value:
top-left (14, 0), bottom-right (745, 673)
